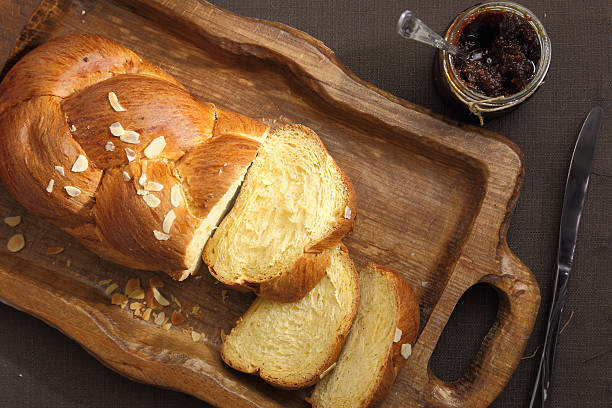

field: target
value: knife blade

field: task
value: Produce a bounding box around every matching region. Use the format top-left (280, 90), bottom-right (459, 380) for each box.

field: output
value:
top-left (529, 106), bottom-right (603, 407)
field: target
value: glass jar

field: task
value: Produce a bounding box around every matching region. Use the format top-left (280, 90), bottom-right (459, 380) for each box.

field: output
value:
top-left (433, 2), bottom-right (551, 123)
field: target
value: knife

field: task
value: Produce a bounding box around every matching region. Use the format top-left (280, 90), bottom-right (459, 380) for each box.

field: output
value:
top-left (529, 106), bottom-right (603, 407)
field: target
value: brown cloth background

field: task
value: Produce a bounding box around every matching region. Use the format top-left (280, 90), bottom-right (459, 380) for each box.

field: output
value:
top-left (0, 1), bottom-right (610, 407)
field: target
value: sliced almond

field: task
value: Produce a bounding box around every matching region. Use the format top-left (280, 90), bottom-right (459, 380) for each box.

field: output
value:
top-left (108, 91), bottom-right (126, 112)
top-left (125, 148), bottom-right (136, 162)
top-left (142, 307), bottom-right (152, 321)
top-left (138, 173), bottom-right (147, 187)
top-left (144, 136), bottom-right (166, 159)
top-left (162, 322), bottom-right (172, 330)
top-left (145, 181), bottom-right (164, 191)
top-left (4, 216), bottom-right (21, 227)
top-left (149, 276), bottom-right (164, 288)
top-left (154, 311), bottom-right (165, 326)
top-left (152, 287), bottom-right (170, 306)
top-left (7, 234), bottom-right (25, 252)
top-left (46, 246), bottom-right (64, 255)
top-left (128, 287), bottom-right (145, 300)
top-left (162, 210), bottom-right (176, 234)
top-left (191, 305), bottom-right (200, 315)
top-left (64, 185), bottom-right (81, 197)
top-left (98, 279), bottom-right (112, 286)
top-left (70, 124), bottom-right (77, 132)
top-left (191, 331), bottom-right (202, 342)
top-left (54, 166), bottom-right (65, 176)
top-left (153, 230), bottom-right (169, 241)
top-left (124, 277), bottom-right (141, 296)
top-left (143, 194), bottom-right (161, 208)
top-left (120, 130), bottom-right (140, 144)
top-left (105, 283), bottom-right (119, 296)
top-left (105, 141), bottom-right (115, 151)
top-left (344, 205), bottom-right (352, 219)
top-left (171, 310), bottom-right (185, 326)
top-left (170, 185), bottom-right (182, 207)
top-left (111, 293), bottom-right (128, 308)
top-left (122, 171), bottom-right (131, 181)
top-left (401, 343), bottom-right (412, 359)
top-left (109, 122), bottom-right (125, 136)
top-left (136, 189), bottom-right (149, 196)
top-left (71, 154), bottom-right (88, 172)
top-left (394, 328), bottom-right (402, 343)
top-left (129, 302), bottom-right (144, 311)
top-left (46, 179), bottom-right (55, 193)
top-left (218, 168), bottom-right (222, 175)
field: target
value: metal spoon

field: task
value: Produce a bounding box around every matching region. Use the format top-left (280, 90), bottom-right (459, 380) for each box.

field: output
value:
top-left (397, 10), bottom-right (470, 60)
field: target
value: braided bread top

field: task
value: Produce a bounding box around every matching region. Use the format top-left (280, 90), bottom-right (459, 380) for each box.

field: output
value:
top-left (0, 34), bottom-right (268, 280)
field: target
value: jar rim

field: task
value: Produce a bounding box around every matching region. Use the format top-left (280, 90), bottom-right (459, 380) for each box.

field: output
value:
top-left (441, 1), bottom-right (552, 112)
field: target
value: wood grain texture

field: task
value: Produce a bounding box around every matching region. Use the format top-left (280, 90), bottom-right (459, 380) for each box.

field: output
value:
top-left (0, 0), bottom-right (540, 407)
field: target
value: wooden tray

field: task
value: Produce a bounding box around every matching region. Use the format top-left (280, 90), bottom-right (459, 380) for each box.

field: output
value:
top-left (0, 1), bottom-right (540, 407)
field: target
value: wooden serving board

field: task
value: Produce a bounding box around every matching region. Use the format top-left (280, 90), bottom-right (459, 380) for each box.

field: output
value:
top-left (0, 1), bottom-right (541, 407)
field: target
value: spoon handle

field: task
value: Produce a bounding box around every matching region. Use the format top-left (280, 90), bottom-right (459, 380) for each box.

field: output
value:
top-left (397, 10), bottom-right (466, 58)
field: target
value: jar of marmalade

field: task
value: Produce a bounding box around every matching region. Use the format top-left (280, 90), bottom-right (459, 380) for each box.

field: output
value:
top-left (433, 2), bottom-right (551, 123)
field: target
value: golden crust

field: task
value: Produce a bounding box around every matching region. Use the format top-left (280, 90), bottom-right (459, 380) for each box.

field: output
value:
top-left (221, 244), bottom-right (360, 389)
top-left (0, 34), bottom-right (268, 279)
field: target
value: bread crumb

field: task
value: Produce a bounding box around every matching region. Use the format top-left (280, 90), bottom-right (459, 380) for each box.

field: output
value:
top-left (111, 293), bottom-right (128, 308)
top-left (421, 281), bottom-right (430, 287)
top-left (191, 331), bottom-right (202, 342)
top-left (171, 310), bottom-right (185, 326)
top-left (70, 124), bottom-right (77, 132)
top-left (142, 308), bottom-right (152, 321)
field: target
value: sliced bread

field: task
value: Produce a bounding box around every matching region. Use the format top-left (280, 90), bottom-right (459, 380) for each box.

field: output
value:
top-left (310, 263), bottom-right (420, 408)
top-left (221, 245), bottom-right (360, 389)
top-left (204, 124), bottom-right (356, 301)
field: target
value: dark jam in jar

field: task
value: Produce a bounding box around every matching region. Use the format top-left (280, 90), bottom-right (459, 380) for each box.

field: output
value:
top-left (452, 11), bottom-right (541, 97)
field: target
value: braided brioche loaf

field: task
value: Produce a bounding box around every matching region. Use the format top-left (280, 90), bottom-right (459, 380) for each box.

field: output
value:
top-left (0, 34), bottom-right (268, 280)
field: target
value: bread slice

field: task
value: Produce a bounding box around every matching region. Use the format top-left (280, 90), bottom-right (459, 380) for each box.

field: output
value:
top-left (221, 245), bottom-right (360, 389)
top-left (310, 263), bottom-right (420, 408)
top-left (204, 124), bottom-right (356, 301)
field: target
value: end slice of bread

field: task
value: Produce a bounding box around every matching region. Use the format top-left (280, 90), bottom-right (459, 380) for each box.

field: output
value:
top-left (204, 124), bottom-right (356, 301)
top-left (310, 263), bottom-right (420, 408)
top-left (221, 245), bottom-right (360, 389)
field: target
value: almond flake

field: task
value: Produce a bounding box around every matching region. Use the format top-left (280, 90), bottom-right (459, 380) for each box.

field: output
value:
top-left (171, 310), bottom-right (185, 326)
top-left (191, 331), bottom-right (202, 342)
top-left (139, 173), bottom-right (147, 187)
top-left (54, 166), bottom-right (65, 176)
top-left (109, 122), bottom-right (125, 136)
top-left (143, 193), bottom-right (161, 208)
top-left (46, 179), bottom-right (55, 193)
top-left (108, 91), bottom-right (126, 112)
top-left (153, 230), bottom-right (169, 241)
top-left (344, 205), bottom-right (352, 219)
top-left (152, 287), bottom-right (170, 306)
top-left (394, 328), bottom-right (402, 343)
top-left (162, 210), bottom-right (176, 234)
top-left (7, 234), bottom-right (25, 252)
top-left (223, 163), bottom-right (227, 167)
top-left (122, 171), bottom-right (131, 181)
top-left (421, 281), bottom-right (431, 288)
top-left (70, 124), bottom-right (77, 132)
top-left (144, 136), bottom-right (166, 159)
top-left (111, 293), bottom-right (128, 308)
top-left (142, 308), bottom-right (152, 321)
top-left (64, 185), bottom-right (81, 197)
top-left (173, 295), bottom-right (182, 308)
top-left (105, 283), bottom-right (119, 295)
top-left (162, 322), bottom-right (172, 330)
top-left (129, 287), bottom-right (145, 299)
top-left (125, 148), bottom-right (136, 162)
top-left (401, 343), bottom-right (412, 359)
top-left (71, 154), bottom-right (88, 172)
top-left (125, 277), bottom-right (141, 296)
top-left (170, 185), bottom-right (182, 207)
top-left (129, 302), bottom-right (144, 311)
top-left (98, 280), bottom-right (111, 287)
top-left (4, 216), bottom-right (21, 227)
top-left (105, 141), bottom-right (115, 151)
top-left (136, 189), bottom-right (149, 196)
top-left (149, 277), bottom-right (164, 288)
top-left (145, 181), bottom-right (163, 191)
top-left (46, 246), bottom-right (64, 255)
top-left (120, 130), bottom-right (140, 144)
top-left (154, 311), bottom-right (165, 326)
top-left (191, 305), bottom-right (200, 314)
top-left (218, 168), bottom-right (222, 174)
